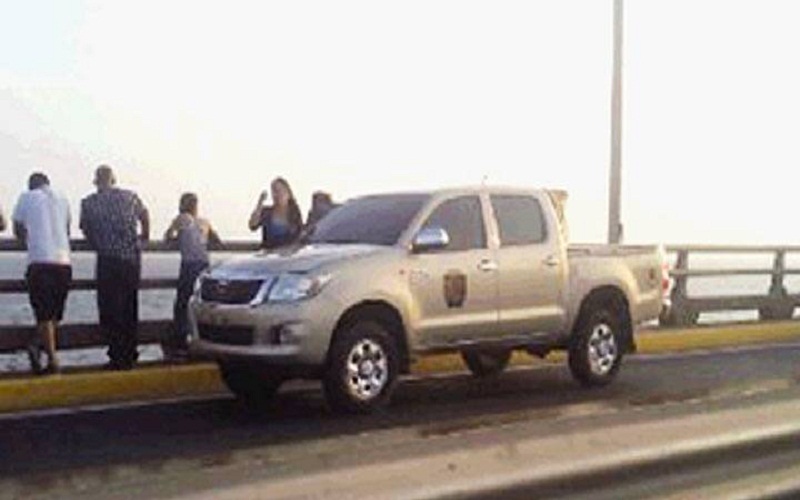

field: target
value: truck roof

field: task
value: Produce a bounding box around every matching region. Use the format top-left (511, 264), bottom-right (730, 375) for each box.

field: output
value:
top-left (356, 185), bottom-right (554, 198)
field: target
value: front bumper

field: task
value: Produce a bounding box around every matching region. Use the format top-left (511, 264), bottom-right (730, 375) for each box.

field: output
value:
top-left (188, 294), bottom-right (341, 367)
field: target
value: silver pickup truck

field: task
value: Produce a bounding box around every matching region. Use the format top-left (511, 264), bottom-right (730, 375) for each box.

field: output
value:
top-left (189, 187), bottom-right (666, 413)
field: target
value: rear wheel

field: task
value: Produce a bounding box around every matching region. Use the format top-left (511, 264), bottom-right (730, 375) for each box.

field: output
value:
top-left (218, 361), bottom-right (283, 406)
top-left (461, 349), bottom-right (511, 377)
top-left (323, 320), bottom-right (399, 414)
top-left (568, 307), bottom-right (624, 387)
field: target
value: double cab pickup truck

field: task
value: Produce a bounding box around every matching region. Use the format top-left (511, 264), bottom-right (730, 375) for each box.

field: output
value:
top-left (189, 187), bottom-right (667, 413)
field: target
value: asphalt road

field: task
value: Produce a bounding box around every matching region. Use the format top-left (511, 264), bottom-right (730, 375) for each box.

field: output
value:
top-left (3, 342), bottom-right (800, 499)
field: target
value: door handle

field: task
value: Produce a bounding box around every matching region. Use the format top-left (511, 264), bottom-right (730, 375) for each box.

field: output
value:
top-left (543, 255), bottom-right (560, 268)
top-left (478, 259), bottom-right (498, 272)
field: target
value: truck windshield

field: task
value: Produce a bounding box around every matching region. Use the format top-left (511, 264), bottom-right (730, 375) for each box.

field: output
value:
top-left (307, 194), bottom-right (430, 246)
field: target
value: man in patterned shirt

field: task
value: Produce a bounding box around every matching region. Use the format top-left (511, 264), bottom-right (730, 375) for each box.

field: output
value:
top-left (80, 166), bottom-right (150, 370)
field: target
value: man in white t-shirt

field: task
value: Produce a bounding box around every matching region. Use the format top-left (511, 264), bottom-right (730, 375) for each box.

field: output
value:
top-left (13, 173), bottom-right (72, 374)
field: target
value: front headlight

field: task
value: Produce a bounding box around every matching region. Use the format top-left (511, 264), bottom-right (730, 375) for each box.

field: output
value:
top-left (267, 273), bottom-right (332, 303)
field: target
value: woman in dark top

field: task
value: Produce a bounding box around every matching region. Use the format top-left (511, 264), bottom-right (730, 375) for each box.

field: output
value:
top-left (248, 177), bottom-right (303, 249)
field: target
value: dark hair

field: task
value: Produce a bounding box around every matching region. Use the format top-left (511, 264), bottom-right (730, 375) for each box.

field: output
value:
top-left (28, 172), bottom-right (50, 190)
top-left (312, 191), bottom-right (333, 206)
top-left (94, 165), bottom-right (115, 188)
top-left (271, 177), bottom-right (295, 201)
top-left (179, 192), bottom-right (198, 215)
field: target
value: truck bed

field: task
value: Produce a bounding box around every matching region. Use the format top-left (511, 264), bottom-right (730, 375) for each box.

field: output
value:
top-left (568, 244), bottom-right (662, 258)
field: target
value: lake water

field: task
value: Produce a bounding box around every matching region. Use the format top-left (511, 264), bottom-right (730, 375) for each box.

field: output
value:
top-left (1, 250), bottom-right (798, 373)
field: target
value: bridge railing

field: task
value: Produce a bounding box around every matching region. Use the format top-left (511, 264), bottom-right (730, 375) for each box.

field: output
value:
top-left (2, 240), bottom-right (800, 358)
top-left (0, 239), bottom-right (261, 355)
top-left (660, 245), bottom-right (800, 327)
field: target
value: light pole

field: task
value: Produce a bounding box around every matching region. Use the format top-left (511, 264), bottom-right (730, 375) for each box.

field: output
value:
top-left (608, 0), bottom-right (624, 244)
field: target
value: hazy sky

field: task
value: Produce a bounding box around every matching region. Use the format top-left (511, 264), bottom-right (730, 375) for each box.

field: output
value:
top-left (1, 1), bottom-right (798, 244)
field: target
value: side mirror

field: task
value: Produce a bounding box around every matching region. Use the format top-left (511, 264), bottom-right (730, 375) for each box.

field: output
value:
top-left (412, 227), bottom-right (450, 253)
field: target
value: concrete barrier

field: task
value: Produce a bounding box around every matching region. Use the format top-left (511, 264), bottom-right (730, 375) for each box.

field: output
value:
top-left (2, 320), bottom-right (800, 415)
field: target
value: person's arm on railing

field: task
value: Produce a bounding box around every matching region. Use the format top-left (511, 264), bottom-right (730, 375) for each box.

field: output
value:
top-left (11, 195), bottom-right (26, 244)
top-left (13, 221), bottom-right (26, 243)
top-left (79, 199), bottom-right (98, 250)
top-left (66, 203), bottom-right (71, 238)
top-left (134, 194), bottom-right (150, 243)
top-left (208, 226), bottom-right (222, 248)
top-left (164, 216), bottom-right (180, 242)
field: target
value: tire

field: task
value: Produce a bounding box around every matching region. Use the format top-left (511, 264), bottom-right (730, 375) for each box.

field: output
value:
top-left (568, 307), bottom-right (625, 387)
top-left (323, 320), bottom-right (400, 414)
top-left (461, 349), bottom-right (511, 377)
top-left (218, 361), bottom-right (283, 407)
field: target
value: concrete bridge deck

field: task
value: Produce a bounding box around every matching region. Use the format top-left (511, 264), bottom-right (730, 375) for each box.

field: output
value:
top-left (2, 319), bottom-right (800, 415)
top-left (2, 339), bottom-right (800, 499)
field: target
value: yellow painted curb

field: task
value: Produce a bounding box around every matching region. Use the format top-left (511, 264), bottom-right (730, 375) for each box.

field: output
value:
top-left (637, 321), bottom-right (800, 353)
top-left (0, 364), bottom-right (223, 414)
top-left (2, 321), bottom-right (800, 414)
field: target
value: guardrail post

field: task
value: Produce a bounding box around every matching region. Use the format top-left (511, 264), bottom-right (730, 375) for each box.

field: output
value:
top-left (759, 250), bottom-right (795, 321)
top-left (660, 249), bottom-right (698, 327)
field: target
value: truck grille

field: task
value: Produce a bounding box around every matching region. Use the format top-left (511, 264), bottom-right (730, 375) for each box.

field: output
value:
top-left (200, 278), bottom-right (264, 305)
top-left (197, 324), bottom-right (254, 346)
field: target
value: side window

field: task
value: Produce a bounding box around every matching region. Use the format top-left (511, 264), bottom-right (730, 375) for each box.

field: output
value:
top-left (423, 196), bottom-right (486, 252)
top-left (491, 195), bottom-right (547, 246)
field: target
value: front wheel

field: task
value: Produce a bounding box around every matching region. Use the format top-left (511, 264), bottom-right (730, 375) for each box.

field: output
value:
top-left (218, 361), bottom-right (283, 406)
top-left (461, 349), bottom-right (511, 377)
top-left (568, 308), bottom-right (624, 387)
top-left (323, 321), bottom-right (400, 414)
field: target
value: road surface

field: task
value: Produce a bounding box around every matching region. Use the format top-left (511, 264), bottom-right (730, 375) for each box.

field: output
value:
top-left (3, 342), bottom-right (800, 499)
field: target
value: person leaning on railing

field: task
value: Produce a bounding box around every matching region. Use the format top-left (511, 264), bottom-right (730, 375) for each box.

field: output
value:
top-left (163, 192), bottom-right (221, 362)
top-left (79, 165), bottom-right (150, 371)
top-left (12, 173), bottom-right (72, 375)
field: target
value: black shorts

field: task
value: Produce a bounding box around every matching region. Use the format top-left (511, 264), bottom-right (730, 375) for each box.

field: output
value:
top-left (26, 263), bottom-right (72, 322)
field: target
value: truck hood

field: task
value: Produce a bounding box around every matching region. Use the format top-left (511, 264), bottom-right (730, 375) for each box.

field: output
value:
top-left (208, 244), bottom-right (386, 279)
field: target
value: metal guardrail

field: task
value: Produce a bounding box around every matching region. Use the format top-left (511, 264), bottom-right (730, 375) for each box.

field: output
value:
top-left (661, 245), bottom-right (800, 326)
top-left (0, 239), bottom-right (261, 355)
top-left (2, 240), bottom-right (800, 355)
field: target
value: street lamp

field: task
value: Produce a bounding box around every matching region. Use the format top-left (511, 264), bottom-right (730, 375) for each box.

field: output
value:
top-left (608, 0), bottom-right (624, 244)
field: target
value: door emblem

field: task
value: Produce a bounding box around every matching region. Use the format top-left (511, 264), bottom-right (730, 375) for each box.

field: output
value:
top-left (443, 271), bottom-right (467, 308)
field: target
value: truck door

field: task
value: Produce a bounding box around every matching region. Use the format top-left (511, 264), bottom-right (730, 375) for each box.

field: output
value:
top-left (408, 195), bottom-right (499, 346)
top-left (490, 194), bottom-right (567, 336)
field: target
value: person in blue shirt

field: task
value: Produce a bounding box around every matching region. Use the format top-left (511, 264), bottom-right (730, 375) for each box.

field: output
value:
top-left (248, 177), bottom-right (303, 249)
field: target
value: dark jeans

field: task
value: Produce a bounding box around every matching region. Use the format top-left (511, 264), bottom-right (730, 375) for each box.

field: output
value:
top-left (96, 255), bottom-right (141, 366)
top-left (165, 260), bottom-right (208, 353)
